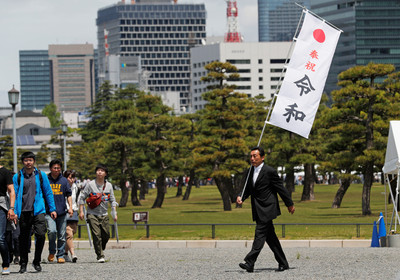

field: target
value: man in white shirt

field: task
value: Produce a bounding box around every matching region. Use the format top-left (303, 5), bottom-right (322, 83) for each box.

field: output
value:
top-left (237, 147), bottom-right (295, 273)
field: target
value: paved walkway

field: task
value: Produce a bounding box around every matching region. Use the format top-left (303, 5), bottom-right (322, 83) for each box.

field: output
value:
top-left (6, 243), bottom-right (400, 280)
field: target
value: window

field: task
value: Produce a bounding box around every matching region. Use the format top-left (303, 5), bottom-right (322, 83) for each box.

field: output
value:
top-left (270, 59), bottom-right (288, 64)
top-left (30, 128), bottom-right (39, 135)
top-left (226, 59), bottom-right (251, 64)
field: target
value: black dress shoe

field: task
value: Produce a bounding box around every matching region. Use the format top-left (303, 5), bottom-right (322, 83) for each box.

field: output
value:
top-left (239, 262), bottom-right (254, 272)
top-left (277, 264), bottom-right (289, 272)
top-left (32, 263), bottom-right (42, 272)
top-left (19, 264), bottom-right (27, 274)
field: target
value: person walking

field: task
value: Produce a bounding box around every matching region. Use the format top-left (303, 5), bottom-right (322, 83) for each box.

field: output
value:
top-left (0, 165), bottom-right (16, 275)
top-left (7, 222), bottom-right (20, 265)
top-left (13, 151), bottom-right (57, 273)
top-left (237, 147), bottom-right (295, 273)
top-left (46, 159), bottom-right (72, 264)
top-left (78, 164), bottom-right (117, 263)
top-left (63, 170), bottom-right (79, 262)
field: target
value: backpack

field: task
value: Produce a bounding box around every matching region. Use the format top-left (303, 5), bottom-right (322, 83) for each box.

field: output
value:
top-left (17, 170), bottom-right (43, 187)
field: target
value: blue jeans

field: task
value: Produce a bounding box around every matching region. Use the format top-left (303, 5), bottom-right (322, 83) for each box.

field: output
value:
top-left (0, 209), bottom-right (9, 268)
top-left (45, 214), bottom-right (67, 258)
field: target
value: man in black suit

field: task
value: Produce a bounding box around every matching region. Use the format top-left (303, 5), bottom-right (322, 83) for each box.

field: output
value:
top-left (237, 147), bottom-right (295, 273)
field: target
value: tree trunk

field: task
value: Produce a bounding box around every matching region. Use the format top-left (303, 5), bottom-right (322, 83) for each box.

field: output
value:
top-left (130, 179), bottom-right (142, 206)
top-left (183, 169), bottom-right (195, 200)
top-left (182, 181), bottom-right (192, 201)
top-left (233, 171), bottom-right (245, 197)
top-left (362, 162), bottom-right (374, 215)
top-left (139, 179), bottom-right (147, 200)
top-left (301, 163), bottom-right (315, 201)
top-left (214, 176), bottom-right (233, 211)
top-left (119, 178), bottom-right (129, 207)
top-left (227, 174), bottom-right (237, 204)
top-left (152, 174), bottom-right (166, 208)
top-left (362, 96), bottom-right (374, 216)
top-left (332, 177), bottom-right (351, 208)
top-left (234, 171), bottom-right (246, 208)
top-left (176, 175), bottom-right (183, 197)
top-left (285, 166), bottom-right (295, 195)
top-left (119, 146), bottom-right (129, 207)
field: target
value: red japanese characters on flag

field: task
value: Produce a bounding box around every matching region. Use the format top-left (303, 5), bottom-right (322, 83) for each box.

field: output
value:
top-left (268, 11), bottom-right (341, 139)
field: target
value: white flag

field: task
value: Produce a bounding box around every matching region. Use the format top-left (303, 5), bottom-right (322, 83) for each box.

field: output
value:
top-left (268, 11), bottom-right (341, 139)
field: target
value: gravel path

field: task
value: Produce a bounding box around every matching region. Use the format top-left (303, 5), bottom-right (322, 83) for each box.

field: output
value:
top-left (5, 247), bottom-right (400, 280)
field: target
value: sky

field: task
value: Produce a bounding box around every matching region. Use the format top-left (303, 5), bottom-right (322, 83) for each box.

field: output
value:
top-left (0, 0), bottom-right (258, 107)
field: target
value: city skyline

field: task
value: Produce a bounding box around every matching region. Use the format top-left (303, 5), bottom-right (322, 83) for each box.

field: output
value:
top-left (0, 0), bottom-right (258, 108)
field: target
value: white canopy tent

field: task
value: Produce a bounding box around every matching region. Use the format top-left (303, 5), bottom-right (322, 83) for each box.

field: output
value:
top-left (382, 120), bottom-right (400, 233)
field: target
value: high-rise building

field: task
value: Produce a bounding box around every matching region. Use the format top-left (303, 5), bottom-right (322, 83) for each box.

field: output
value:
top-left (19, 50), bottom-right (52, 111)
top-left (49, 44), bottom-right (96, 112)
top-left (311, 0), bottom-right (400, 94)
top-left (20, 45), bottom-right (97, 113)
top-left (191, 42), bottom-right (292, 111)
top-left (258, 0), bottom-right (310, 42)
top-left (96, 0), bottom-right (206, 113)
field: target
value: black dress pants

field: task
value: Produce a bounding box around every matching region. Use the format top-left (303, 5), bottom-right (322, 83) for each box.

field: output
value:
top-left (19, 212), bottom-right (46, 266)
top-left (244, 220), bottom-right (289, 267)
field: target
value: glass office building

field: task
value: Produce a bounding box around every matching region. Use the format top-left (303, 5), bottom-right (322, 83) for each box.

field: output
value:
top-left (19, 50), bottom-right (51, 111)
top-left (258, 0), bottom-right (310, 42)
top-left (311, 0), bottom-right (400, 94)
top-left (96, 0), bottom-right (206, 112)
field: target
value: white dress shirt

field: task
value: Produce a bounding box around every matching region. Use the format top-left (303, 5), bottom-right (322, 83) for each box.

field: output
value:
top-left (253, 162), bottom-right (264, 185)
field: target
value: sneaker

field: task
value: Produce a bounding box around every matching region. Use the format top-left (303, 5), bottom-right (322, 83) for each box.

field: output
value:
top-left (64, 255), bottom-right (71, 262)
top-left (57, 258), bottom-right (65, 263)
top-left (97, 258), bottom-right (105, 263)
top-left (2, 267), bottom-right (10, 275)
top-left (32, 263), bottom-right (42, 272)
top-left (72, 255), bottom-right (78, 263)
top-left (13, 256), bottom-right (19, 265)
top-left (48, 254), bottom-right (55, 262)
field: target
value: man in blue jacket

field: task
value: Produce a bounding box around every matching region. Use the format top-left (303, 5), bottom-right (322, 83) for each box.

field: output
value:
top-left (46, 159), bottom-right (72, 264)
top-left (13, 152), bottom-right (57, 273)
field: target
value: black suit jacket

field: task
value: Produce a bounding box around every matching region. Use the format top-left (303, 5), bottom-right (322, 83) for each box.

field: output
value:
top-left (242, 164), bottom-right (293, 223)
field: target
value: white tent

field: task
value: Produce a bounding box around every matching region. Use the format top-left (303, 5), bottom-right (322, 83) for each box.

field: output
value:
top-left (383, 121), bottom-right (400, 232)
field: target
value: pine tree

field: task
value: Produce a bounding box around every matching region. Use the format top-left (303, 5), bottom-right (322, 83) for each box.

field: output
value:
top-left (328, 63), bottom-right (398, 215)
top-left (194, 61), bottom-right (254, 211)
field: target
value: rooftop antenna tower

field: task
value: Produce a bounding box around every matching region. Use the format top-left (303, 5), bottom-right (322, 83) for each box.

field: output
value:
top-left (224, 0), bottom-right (242, 42)
top-left (104, 28), bottom-right (110, 75)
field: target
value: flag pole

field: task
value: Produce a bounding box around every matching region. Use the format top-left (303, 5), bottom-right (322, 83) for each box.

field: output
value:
top-left (265, 8), bottom-right (306, 123)
top-left (295, 3), bottom-right (343, 33)
top-left (240, 9), bottom-right (306, 200)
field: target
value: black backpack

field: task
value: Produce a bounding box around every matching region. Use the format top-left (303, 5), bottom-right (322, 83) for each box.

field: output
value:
top-left (17, 170), bottom-right (43, 189)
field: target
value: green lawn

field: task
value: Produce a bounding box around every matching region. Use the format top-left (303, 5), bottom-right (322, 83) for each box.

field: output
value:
top-left (77, 182), bottom-right (393, 240)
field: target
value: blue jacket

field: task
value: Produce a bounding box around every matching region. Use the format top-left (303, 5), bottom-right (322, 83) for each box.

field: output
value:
top-left (47, 173), bottom-right (71, 216)
top-left (13, 167), bottom-right (56, 218)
